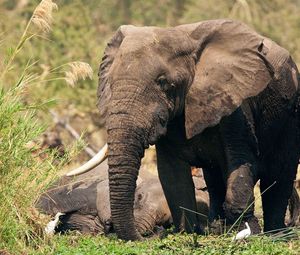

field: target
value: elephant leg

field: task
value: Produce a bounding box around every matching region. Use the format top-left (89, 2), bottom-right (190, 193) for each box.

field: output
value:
top-left (224, 164), bottom-right (258, 231)
top-left (260, 178), bottom-right (294, 232)
top-left (261, 149), bottom-right (298, 232)
top-left (202, 166), bottom-right (226, 221)
top-left (156, 139), bottom-right (200, 234)
top-left (260, 114), bottom-right (299, 232)
top-left (220, 108), bottom-right (260, 232)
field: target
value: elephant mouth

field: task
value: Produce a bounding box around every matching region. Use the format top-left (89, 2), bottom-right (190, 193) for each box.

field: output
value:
top-left (148, 110), bottom-right (169, 145)
top-left (148, 124), bottom-right (167, 145)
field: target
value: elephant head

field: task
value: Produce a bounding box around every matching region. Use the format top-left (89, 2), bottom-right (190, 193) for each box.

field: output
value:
top-left (69, 19), bottom-right (289, 240)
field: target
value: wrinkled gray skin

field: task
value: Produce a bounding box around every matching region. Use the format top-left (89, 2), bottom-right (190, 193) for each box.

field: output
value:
top-left (36, 164), bottom-right (209, 235)
top-left (36, 162), bottom-right (109, 234)
top-left (97, 19), bottom-right (300, 240)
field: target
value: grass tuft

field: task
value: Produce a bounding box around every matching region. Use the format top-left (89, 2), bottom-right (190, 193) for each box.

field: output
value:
top-left (0, 83), bottom-right (59, 250)
top-left (0, 1), bottom-right (87, 252)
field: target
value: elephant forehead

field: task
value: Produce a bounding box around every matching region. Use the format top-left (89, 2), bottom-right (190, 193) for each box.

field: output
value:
top-left (154, 28), bottom-right (195, 52)
top-left (121, 28), bottom-right (194, 55)
top-left (122, 33), bottom-right (156, 51)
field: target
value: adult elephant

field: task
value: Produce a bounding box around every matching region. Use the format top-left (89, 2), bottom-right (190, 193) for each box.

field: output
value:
top-left (68, 19), bottom-right (300, 240)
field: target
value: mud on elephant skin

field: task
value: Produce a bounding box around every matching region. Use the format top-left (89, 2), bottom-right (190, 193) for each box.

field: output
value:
top-left (36, 167), bottom-right (209, 236)
top-left (69, 19), bottom-right (300, 240)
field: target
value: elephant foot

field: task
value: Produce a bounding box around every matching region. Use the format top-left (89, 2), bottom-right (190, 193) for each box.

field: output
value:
top-left (242, 216), bottom-right (261, 234)
top-left (230, 216), bottom-right (261, 235)
top-left (208, 216), bottom-right (261, 235)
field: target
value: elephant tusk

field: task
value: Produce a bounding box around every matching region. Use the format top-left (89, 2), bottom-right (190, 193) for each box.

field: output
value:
top-left (66, 143), bottom-right (108, 176)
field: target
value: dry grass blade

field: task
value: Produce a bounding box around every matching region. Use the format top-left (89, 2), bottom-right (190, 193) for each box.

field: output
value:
top-left (0, 1), bottom-right (58, 82)
top-left (32, 0), bottom-right (58, 33)
top-left (269, 227), bottom-right (299, 242)
top-left (64, 62), bottom-right (93, 87)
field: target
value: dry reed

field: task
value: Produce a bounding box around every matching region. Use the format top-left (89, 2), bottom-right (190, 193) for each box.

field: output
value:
top-left (32, 0), bottom-right (58, 33)
top-left (64, 62), bottom-right (93, 87)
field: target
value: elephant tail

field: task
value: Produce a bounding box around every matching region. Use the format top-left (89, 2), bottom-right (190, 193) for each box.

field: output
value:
top-left (287, 186), bottom-right (300, 227)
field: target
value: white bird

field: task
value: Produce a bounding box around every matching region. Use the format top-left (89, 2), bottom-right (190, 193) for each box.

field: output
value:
top-left (232, 222), bottom-right (251, 241)
top-left (45, 212), bottom-right (65, 235)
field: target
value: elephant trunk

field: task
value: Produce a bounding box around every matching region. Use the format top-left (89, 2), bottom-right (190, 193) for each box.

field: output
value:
top-left (107, 115), bottom-right (147, 240)
top-left (105, 78), bottom-right (166, 240)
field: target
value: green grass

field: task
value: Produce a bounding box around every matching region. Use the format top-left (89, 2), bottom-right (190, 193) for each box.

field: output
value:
top-left (19, 231), bottom-right (299, 255)
top-left (0, 84), bottom-right (56, 250)
top-left (0, 73), bottom-right (84, 253)
top-left (0, 2), bottom-right (84, 251)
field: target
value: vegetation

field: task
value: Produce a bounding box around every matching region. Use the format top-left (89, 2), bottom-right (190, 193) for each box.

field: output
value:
top-left (0, 0), bottom-right (299, 254)
top-left (22, 231), bottom-right (300, 255)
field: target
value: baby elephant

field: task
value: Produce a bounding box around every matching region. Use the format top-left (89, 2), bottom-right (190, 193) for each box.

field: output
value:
top-left (36, 169), bottom-right (209, 236)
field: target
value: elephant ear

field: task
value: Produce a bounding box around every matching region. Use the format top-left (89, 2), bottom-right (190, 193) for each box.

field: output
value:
top-left (97, 25), bottom-right (135, 121)
top-left (181, 20), bottom-right (290, 139)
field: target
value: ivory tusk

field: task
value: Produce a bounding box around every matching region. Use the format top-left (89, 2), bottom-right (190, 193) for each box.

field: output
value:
top-left (66, 143), bottom-right (108, 176)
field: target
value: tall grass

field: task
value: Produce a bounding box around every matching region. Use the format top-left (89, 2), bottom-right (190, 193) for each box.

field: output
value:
top-left (0, 2), bottom-right (57, 251)
top-left (0, 83), bottom-right (58, 250)
top-left (0, 81), bottom-right (84, 252)
top-left (0, 1), bottom-right (89, 252)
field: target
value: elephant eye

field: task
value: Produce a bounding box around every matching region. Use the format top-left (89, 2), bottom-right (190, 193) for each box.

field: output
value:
top-left (157, 76), bottom-right (168, 87)
top-left (157, 76), bottom-right (175, 92)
